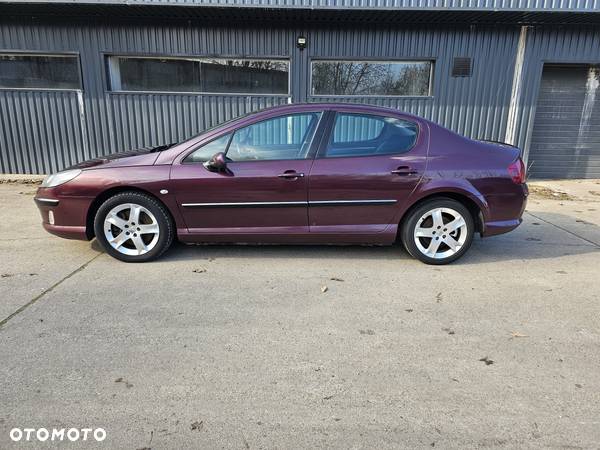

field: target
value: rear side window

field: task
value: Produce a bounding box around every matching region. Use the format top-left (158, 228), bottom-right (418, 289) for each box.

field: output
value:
top-left (325, 113), bottom-right (418, 158)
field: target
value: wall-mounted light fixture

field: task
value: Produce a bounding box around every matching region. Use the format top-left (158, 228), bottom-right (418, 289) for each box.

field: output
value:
top-left (296, 36), bottom-right (307, 50)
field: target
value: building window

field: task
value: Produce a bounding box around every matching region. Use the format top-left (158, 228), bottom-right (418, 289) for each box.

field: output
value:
top-left (106, 56), bottom-right (289, 95)
top-left (311, 60), bottom-right (432, 97)
top-left (0, 53), bottom-right (81, 90)
top-left (106, 56), bottom-right (199, 92)
top-left (198, 59), bottom-right (289, 95)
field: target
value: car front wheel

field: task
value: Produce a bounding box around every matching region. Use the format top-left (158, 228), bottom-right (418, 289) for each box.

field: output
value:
top-left (401, 198), bottom-right (474, 265)
top-left (94, 192), bottom-right (174, 262)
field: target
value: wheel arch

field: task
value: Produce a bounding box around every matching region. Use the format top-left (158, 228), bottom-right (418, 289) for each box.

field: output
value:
top-left (85, 186), bottom-right (174, 239)
top-left (398, 190), bottom-right (485, 241)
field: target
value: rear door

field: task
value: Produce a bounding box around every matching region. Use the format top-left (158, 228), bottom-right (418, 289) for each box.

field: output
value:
top-left (308, 110), bottom-right (428, 234)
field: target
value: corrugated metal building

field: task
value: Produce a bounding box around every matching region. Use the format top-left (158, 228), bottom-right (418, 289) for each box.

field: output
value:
top-left (0, 0), bottom-right (599, 178)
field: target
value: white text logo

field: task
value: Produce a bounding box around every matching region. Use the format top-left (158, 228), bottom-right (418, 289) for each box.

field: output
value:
top-left (10, 428), bottom-right (106, 442)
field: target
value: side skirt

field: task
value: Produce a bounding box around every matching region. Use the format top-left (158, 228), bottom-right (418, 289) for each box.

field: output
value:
top-left (177, 225), bottom-right (397, 245)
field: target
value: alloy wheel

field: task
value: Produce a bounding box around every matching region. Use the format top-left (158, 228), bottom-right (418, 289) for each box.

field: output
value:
top-left (413, 207), bottom-right (468, 259)
top-left (103, 203), bottom-right (160, 256)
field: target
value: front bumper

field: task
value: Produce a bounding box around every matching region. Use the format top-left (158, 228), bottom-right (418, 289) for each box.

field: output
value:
top-left (34, 197), bottom-right (60, 207)
top-left (42, 222), bottom-right (88, 240)
top-left (34, 189), bottom-right (92, 241)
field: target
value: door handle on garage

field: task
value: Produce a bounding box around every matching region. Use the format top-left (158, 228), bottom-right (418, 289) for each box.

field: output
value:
top-left (391, 166), bottom-right (418, 176)
top-left (278, 171), bottom-right (304, 179)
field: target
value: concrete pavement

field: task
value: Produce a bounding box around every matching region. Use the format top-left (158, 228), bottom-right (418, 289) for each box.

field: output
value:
top-left (1, 180), bottom-right (599, 449)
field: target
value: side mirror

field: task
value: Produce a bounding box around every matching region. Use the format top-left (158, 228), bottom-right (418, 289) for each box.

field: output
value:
top-left (203, 152), bottom-right (228, 173)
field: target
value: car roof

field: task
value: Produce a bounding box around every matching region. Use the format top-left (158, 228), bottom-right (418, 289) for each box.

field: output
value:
top-left (255, 102), bottom-right (425, 123)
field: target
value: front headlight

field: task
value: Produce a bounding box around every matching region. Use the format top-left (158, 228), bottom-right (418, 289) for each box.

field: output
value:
top-left (41, 169), bottom-right (82, 188)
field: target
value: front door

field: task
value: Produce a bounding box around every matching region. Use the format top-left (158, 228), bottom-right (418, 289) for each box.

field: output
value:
top-left (170, 111), bottom-right (323, 234)
top-left (308, 111), bottom-right (428, 234)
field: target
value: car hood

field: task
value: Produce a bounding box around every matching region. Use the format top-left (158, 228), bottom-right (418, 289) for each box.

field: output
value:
top-left (69, 143), bottom-right (176, 170)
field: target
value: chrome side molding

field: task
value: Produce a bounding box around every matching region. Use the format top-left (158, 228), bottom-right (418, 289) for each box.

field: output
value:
top-left (182, 199), bottom-right (397, 208)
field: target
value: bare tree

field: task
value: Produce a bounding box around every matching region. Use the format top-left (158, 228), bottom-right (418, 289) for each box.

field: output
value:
top-left (313, 61), bottom-right (430, 96)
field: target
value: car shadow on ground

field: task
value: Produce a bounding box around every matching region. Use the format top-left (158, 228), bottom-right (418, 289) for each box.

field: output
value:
top-left (90, 212), bottom-right (599, 265)
top-left (161, 238), bottom-right (598, 265)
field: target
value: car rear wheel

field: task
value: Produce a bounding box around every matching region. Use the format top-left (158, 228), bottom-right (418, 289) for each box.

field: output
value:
top-left (401, 198), bottom-right (474, 265)
top-left (94, 192), bottom-right (174, 262)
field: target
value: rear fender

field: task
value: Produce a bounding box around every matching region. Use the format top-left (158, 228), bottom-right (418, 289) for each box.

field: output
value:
top-left (401, 178), bottom-right (490, 222)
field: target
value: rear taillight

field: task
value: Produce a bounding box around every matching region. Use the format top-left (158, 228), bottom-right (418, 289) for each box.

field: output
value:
top-left (508, 158), bottom-right (526, 184)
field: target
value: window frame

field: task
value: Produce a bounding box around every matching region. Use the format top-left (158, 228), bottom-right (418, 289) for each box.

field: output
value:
top-left (316, 111), bottom-right (421, 159)
top-left (182, 111), bottom-right (325, 164)
top-left (104, 53), bottom-right (292, 97)
top-left (0, 50), bottom-right (83, 92)
top-left (309, 58), bottom-right (435, 98)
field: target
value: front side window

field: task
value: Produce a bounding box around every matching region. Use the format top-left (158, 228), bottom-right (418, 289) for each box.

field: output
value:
top-left (311, 60), bottom-right (432, 96)
top-left (227, 113), bottom-right (321, 161)
top-left (106, 56), bottom-right (289, 94)
top-left (185, 133), bottom-right (232, 163)
top-left (325, 113), bottom-right (418, 158)
top-left (0, 53), bottom-right (81, 90)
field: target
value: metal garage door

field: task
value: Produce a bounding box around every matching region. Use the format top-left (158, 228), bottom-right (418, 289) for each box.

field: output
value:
top-left (528, 65), bottom-right (600, 179)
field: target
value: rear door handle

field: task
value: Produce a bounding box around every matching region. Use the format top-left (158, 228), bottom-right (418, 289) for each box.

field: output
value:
top-left (278, 171), bottom-right (304, 179)
top-left (391, 166), bottom-right (418, 176)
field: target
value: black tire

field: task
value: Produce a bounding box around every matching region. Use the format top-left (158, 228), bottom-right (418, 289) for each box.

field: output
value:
top-left (94, 191), bottom-right (174, 262)
top-left (401, 198), bottom-right (474, 265)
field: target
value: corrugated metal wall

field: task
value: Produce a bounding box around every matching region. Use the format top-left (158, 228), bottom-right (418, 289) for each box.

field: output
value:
top-left (3, 0), bottom-right (600, 12)
top-left (1, 19), bottom-right (599, 174)
top-left (0, 90), bottom-right (88, 173)
top-left (0, 21), bottom-right (522, 174)
top-left (0, 22), bottom-right (296, 173)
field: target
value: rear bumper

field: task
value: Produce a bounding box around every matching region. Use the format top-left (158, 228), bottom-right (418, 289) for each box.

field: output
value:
top-left (481, 183), bottom-right (528, 237)
top-left (482, 218), bottom-right (522, 237)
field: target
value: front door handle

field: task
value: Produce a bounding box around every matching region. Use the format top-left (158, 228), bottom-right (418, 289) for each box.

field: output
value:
top-left (391, 166), bottom-right (418, 176)
top-left (278, 171), bottom-right (304, 179)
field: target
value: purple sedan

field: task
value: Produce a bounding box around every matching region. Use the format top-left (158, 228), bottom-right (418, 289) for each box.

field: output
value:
top-left (34, 103), bottom-right (527, 264)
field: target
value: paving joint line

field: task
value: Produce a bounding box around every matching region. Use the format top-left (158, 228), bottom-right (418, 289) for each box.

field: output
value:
top-left (0, 252), bottom-right (103, 330)
top-left (526, 211), bottom-right (600, 248)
